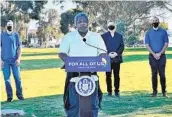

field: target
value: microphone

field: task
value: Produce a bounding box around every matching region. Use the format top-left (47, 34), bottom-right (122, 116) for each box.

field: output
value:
top-left (82, 38), bottom-right (107, 53)
top-left (83, 38), bottom-right (86, 42)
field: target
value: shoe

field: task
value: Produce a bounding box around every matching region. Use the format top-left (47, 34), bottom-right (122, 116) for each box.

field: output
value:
top-left (163, 92), bottom-right (169, 98)
top-left (18, 97), bottom-right (24, 100)
top-left (115, 92), bottom-right (120, 97)
top-left (107, 92), bottom-right (112, 96)
top-left (7, 98), bottom-right (12, 102)
top-left (151, 92), bottom-right (157, 97)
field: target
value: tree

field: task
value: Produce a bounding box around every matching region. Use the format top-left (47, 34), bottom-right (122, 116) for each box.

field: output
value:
top-left (78, 1), bottom-right (172, 30)
top-left (36, 9), bottom-right (61, 47)
top-left (160, 22), bottom-right (168, 30)
top-left (156, 1), bottom-right (172, 12)
top-left (73, 1), bottom-right (172, 45)
top-left (116, 20), bottom-right (126, 36)
top-left (53, 1), bottom-right (172, 45)
top-left (1, 0), bottom-right (47, 27)
top-left (0, 0), bottom-right (47, 42)
top-left (60, 8), bottom-right (82, 34)
top-left (125, 33), bottom-right (138, 46)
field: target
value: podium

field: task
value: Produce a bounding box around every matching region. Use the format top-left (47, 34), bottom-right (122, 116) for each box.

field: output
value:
top-left (64, 56), bottom-right (110, 117)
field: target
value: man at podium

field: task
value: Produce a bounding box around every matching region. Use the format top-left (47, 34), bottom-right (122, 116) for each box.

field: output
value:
top-left (58, 12), bottom-right (107, 117)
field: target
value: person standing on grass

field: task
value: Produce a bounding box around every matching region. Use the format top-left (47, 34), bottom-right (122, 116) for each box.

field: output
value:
top-left (145, 17), bottom-right (169, 97)
top-left (101, 21), bottom-right (124, 97)
top-left (58, 12), bottom-right (106, 117)
top-left (0, 20), bottom-right (24, 102)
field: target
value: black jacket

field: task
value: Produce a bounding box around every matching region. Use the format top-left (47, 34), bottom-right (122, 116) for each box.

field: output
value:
top-left (101, 31), bottom-right (124, 63)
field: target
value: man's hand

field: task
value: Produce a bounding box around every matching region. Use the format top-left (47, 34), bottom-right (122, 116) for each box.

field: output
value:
top-left (156, 53), bottom-right (161, 60)
top-left (109, 52), bottom-right (118, 58)
top-left (0, 61), bottom-right (4, 68)
top-left (99, 53), bottom-right (107, 57)
top-left (15, 59), bottom-right (20, 66)
top-left (153, 53), bottom-right (160, 60)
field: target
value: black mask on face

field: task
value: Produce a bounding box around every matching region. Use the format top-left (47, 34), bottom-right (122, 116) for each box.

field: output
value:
top-left (152, 23), bottom-right (159, 28)
top-left (7, 26), bottom-right (12, 31)
top-left (108, 25), bottom-right (115, 30)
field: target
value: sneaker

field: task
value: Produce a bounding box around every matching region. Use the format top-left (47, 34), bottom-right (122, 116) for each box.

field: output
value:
top-left (115, 92), bottom-right (120, 97)
top-left (151, 92), bottom-right (157, 97)
top-left (107, 92), bottom-right (112, 96)
top-left (18, 97), bottom-right (24, 100)
top-left (7, 98), bottom-right (12, 102)
top-left (163, 92), bottom-right (169, 98)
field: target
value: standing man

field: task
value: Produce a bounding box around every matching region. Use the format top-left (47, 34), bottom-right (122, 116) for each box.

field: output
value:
top-left (0, 20), bottom-right (24, 102)
top-left (101, 21), bottom-right (124, 97)
top-left (58, 12), bottom-right (106, 117)
top-left (145, 17), bottom-right (169, 97)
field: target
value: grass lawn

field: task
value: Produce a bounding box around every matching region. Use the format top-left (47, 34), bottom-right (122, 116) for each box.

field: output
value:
top-left (1, 48), bottom-right (172, 117)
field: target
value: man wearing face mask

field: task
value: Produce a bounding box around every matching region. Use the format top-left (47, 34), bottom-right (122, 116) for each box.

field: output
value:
top-left (101, 21), bottom-right (124, 97)
top-left (145, 17), bottom-right (169, 97)
top-left (58, 13), bottom-right (106, 117)
top-left (0, 20), bottom-right (24, 102)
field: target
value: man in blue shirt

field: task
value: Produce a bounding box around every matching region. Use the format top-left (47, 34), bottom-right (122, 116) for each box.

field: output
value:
top-left (145, 17), bottom-right (169, 97)
top-left (101, 22), bottom-right (124, 97)
top-left (0, 20), bottom-right (24, 102)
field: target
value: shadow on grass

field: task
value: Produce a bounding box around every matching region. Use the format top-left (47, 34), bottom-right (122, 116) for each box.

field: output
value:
top-left (20, 59), bottom-right (64, 71)
top-left (22, 52), bottom-right (57, 57)
top-left (124, 54), bottom-right (172, 62)
top-left (1, 95), bottom-right (65, 117)
top-left (1, 91), bottom-right (172, 117)
top-left (20, 54), bottom-right (172, 71)
top-left (21, 47), bottom-right (172, 55)
top-left (124, 47), bottom-right (172, 52)
top-left (101, 91), bottom-right (172, 116)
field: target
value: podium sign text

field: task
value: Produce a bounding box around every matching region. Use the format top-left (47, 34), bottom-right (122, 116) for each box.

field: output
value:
top-left (65, 56), bottom-right (111, 72)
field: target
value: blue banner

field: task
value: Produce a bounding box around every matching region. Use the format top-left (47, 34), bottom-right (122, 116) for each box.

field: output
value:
top-left (65, 56), bottom-right (111, 72)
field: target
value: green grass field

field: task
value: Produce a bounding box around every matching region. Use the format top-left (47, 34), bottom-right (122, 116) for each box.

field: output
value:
top-left (1, 48), bottom-right (172, 117)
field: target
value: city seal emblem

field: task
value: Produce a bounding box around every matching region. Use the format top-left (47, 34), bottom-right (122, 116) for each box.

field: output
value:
top-left (75, 76), bottom-right (96, 96)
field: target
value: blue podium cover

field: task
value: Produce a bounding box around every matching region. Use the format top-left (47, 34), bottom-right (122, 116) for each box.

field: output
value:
top-left (65, 56), bottom-right (111, 72)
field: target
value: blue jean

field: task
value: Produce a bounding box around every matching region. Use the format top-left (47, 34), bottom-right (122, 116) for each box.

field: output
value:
top-left (2, 60), bottom-right (23, 98)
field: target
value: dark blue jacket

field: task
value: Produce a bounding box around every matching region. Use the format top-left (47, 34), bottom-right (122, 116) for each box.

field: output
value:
top-left (101, 31), bottom-right (124, 63)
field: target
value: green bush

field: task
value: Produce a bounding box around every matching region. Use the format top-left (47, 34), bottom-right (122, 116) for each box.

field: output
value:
top-left (125, 34), bottom-right (138, 46)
